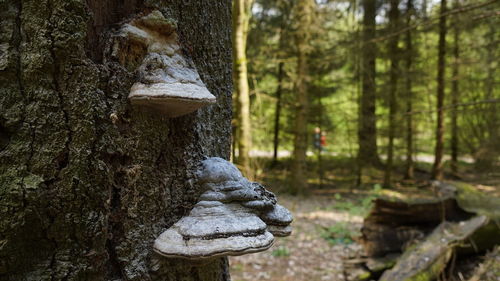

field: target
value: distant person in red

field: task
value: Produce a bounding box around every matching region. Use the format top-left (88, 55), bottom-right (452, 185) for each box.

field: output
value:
top-left (320, 132), bottom-right (327, 151)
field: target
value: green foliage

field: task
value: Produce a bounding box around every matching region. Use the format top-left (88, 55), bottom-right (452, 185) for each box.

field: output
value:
top-left (330, 184), bottom-right (383, 217)
top-left (320, 222), bottom-right (357, 245)
top-left (321, 185), bottom-right (384, 245)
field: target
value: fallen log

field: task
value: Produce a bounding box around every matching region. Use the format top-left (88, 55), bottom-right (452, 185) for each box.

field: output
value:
top-left (437, 182), bottom-right (500, 255)
top-left (357, 181), bottom-right (499, 281)
top-left (360, 181), bottom-right (500, 257)
top-left (360, 185), bottom-right (471, 256)
top-left (379, 215), bottom-right (488, 281)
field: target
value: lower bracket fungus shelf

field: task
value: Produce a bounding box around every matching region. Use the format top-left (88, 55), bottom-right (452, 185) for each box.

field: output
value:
top-left (154, 157), bottom-right (293, 259)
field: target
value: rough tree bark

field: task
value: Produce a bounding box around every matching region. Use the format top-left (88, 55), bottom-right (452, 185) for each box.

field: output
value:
top-left (0, 1), bottom-right (233, 280)
top-left (291, 0), bottom-right (314, 194)
top-left (232, 0), bottom-right (254, 177)
top-left (358, 0), bottom-right (381, 170)
top-left (431, 0), bottom-right (447, 180)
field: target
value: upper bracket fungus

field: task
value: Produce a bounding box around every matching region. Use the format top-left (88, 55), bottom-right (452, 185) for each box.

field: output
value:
top-left (154, 157), bottom-right (293, 259)
top-left (113, 10), bottom-right (216, 117)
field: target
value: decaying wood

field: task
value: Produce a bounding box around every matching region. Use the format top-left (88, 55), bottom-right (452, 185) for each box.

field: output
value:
top-left (360, 181), bottom-right (499, 257)
top-left (360, 190), bottom-right (471, 256)
top-left (379, 215), bottom-right (488, 281)
top-left (467, 246), bottom-right (500, 281)
top-left (343, 253), bottom-right (399, 281)
top-left (358, 181), bottom-right (500, 281)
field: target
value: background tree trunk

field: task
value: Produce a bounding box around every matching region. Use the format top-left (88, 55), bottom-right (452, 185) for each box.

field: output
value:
top-left (450, 6), bottom-right (460, 175)
top-left (358, 0), bottom-right (381, 169)
top-left (272, 61), bottom-right (284, 165)
top-left (404, 0), bottom-right (415, 180)
top-left (233, 0), bottom-right (254, 177)
top-left (0, 1), bottom-right (233, 280)
top-left (431, 0), bottom-right (447, 180)
top-left (383, 0), bottom-right (400, 188)
top-left (291, 0), bottom-right (314, 194)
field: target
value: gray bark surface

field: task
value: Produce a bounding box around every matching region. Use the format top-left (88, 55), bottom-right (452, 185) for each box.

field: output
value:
top-left (0, 1), bottom-right (232, 280)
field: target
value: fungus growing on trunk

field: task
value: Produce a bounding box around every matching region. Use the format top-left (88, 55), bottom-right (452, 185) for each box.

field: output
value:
top-left (154, 157), bottom-right (293, 259)
top-left (113, 10), bottom-right (216, 117)
top-left (261, 204), bottom-right (294, 237)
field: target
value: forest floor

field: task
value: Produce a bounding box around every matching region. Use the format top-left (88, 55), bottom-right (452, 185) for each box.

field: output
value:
top-left (229, 194), bottom-right (366, 281)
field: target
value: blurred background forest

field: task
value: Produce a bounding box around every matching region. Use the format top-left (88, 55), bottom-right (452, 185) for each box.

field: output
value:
top-left (229, 0), bottom-right (500, 280)
top-left (232, 0), bottom-right (499, 186)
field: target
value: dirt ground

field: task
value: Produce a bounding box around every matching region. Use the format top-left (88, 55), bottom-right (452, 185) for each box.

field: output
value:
top-left (229, 195), bottom-right (365, 281)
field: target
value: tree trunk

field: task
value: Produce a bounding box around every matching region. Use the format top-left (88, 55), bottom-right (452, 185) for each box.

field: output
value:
top-left (450, 7), bottom-right (460, 175)
top-left (272, 61), bottom-right (284, 165)
top-left (0, 1), bottom-right (233, 280)
top-left (422, 0), bottom-right (428, 18)
top-left (404, 0), bottom-right (415, 180)
top-left (383, 0), bottom-right (400, 188)
top-left (431, 0), bottom-right (448, 180)
top-left (233, 0), bottom-right (254, 177)
top-left (291, 0), bottom-right (314, 194)
top-left (272, 7), bottom-right (288, 166)
top-left (358, 0), bottom-right (381, 169)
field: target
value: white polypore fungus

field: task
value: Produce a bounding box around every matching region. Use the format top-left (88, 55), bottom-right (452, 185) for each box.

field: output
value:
top-left (261, 204), bottom-right (294, 237)
top-left (154, 202), bottom-right (274, 259)
top-left (153, 157), bottom-right (293, 259)
top-left (114, 10), bottom-right (216, 117)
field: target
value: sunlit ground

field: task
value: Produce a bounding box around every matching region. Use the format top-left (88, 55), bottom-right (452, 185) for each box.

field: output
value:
top-left (229, 195), bottom-right (365, 281)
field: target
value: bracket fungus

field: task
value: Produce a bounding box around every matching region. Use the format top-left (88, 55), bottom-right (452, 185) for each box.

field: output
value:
top-left (114, 10), bottom-right (216, 117)
top-left (154, 157), bottom-right (293, 259)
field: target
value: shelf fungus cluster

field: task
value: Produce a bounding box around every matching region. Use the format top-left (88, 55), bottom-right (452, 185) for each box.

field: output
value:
top-left (154, 157), bottom-right (293, 259)
top-left (114, 10), bottom-right (216, 117)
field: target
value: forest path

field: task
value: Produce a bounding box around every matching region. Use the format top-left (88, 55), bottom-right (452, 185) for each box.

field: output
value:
top-left (249, 150), bottom-right (474, 164)
top-left (230, 195), bottom-right (364, 281)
